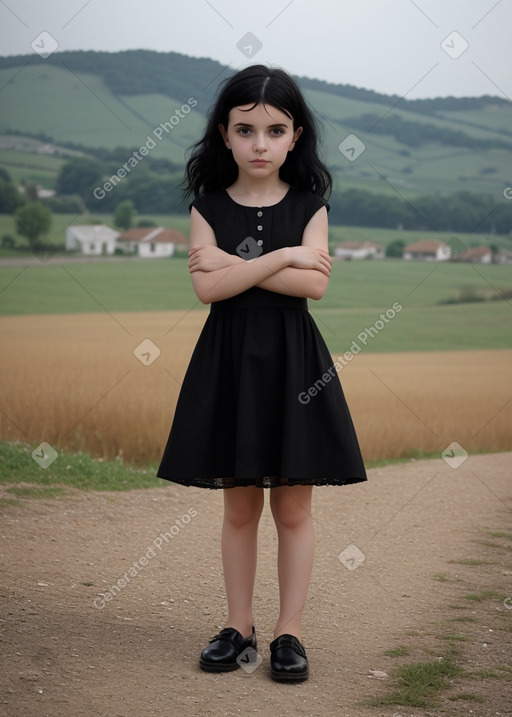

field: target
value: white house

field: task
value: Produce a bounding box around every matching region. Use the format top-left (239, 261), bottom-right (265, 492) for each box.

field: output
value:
top-left (116, 227), bottom-right (187, 258)
top-left (496, 250), bottom-right (512, 265)
top-left (66, 225), bottom-right (119, 255)
top-left (334, 240), bottom-right (385, 260)
top-left (403, 239), bottom-right (451, 261)
top-left (455, 246), bottom-right (492, 264)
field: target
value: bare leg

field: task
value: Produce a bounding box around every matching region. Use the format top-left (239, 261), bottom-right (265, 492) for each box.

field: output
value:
top-left (221, 486), bottom-right (264, 639)
top-left (270, 484), bottom-right (314, 641)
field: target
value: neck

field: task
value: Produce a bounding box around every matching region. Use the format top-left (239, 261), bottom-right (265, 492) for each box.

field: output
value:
top-left (228, 172), bottom-right (289, 201)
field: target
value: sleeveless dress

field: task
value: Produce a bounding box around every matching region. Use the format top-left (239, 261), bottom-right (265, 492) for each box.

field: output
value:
top-left (157, 187), bottom-right (367, 489)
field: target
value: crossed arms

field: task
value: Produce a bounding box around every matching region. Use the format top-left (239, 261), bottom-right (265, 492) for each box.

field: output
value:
top-left (187, 206), bottom-right (331, 304)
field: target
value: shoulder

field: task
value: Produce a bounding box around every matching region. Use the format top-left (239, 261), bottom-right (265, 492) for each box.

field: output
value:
top-left (189, 189), bottom-right (226, 213)
top-left (189, 190), bottom-right (227, 228)
top-left (286, 188), bottom-right (329, 230)
top-left (289, 187), bottom-right (329, 214)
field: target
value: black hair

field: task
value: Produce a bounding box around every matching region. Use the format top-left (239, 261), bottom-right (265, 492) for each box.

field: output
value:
top-left (184, 65), bottom-right (332, 199)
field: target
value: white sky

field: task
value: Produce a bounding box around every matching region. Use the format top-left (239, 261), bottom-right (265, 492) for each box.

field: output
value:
top-left (0, 0), bottom-right (511, 99)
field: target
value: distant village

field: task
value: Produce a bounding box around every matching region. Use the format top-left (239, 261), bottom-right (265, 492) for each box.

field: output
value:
top-left (332, 239), bottom-right (511, 264)
top-left (65, 225), bottom-right (188, 258)
top-left (66, 225), bottom-right (511, 264)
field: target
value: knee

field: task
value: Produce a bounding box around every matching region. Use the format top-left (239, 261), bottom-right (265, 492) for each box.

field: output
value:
top-left (224, 489), bottom-right (263, 529)
top-left (270, 490), bottom-right (312, 531)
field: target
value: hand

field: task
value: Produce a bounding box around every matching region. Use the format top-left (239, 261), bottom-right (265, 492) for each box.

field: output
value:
top-left (188, 245), bottom-right (242, 272)
top-left (287, 246), bottom-right (332, 277)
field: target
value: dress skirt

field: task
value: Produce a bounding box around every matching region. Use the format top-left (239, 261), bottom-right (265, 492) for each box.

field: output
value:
top-left (157, 293), bottom-right (367, 489)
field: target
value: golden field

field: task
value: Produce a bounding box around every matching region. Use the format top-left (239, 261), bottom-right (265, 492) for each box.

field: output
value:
top-left (1, 312), bottom-right (511, 466)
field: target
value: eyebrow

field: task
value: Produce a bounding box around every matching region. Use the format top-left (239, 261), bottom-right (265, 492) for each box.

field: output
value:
top-left (233, 122), bottom-right (289, 128)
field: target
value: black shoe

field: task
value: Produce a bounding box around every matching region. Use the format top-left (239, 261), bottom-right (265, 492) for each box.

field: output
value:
top-left (269, 634), bottom-right (309, 682)
top-left (199, 626), bottom-right (257, 672)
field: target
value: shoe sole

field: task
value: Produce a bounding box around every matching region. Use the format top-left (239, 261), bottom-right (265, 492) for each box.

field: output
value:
top-left (199, 659), bottom-right (240, 672)
top-left (271, 669), bottom-right (309, 682)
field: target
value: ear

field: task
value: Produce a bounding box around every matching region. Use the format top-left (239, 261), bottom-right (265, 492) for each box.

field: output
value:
top-left (288, 126), bottom-right (303, 151)
top-left (218, 124), bottom-right (231, 150)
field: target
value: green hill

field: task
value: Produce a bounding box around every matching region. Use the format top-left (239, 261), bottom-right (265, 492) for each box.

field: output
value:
top-left (1, 49), bottom-right (512, 197)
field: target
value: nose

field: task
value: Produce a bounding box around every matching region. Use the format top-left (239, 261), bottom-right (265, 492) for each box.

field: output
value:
top-left (253, 132), bottom-right (267, 152)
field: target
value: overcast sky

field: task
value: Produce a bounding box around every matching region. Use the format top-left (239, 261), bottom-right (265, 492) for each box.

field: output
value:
top-left (0, 0), bottom-right (511, 99)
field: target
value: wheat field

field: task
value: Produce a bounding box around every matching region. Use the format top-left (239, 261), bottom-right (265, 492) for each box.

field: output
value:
top-left (1, 312), bottom-right (510, 467)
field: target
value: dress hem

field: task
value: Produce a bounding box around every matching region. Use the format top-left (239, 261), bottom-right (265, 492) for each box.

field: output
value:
top-left (156, 474), bottom-right (367, 490)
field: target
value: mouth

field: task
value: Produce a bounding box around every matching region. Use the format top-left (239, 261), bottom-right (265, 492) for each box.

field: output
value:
top-left (251, 159), bottom-right (269, 166)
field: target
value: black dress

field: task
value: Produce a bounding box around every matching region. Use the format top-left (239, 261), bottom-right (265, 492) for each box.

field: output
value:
top-left (157, 187), bottom-right (367, 489)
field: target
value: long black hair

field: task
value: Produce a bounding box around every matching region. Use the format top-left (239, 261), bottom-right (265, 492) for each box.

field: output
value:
top-left (184, 65), bottom-right (332, 199)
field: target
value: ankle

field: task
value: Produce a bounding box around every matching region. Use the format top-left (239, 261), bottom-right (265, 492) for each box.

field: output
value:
top-left (224, 620), bottom-right (254, 639)
top-left (274, 622), bottom-right (303, 642)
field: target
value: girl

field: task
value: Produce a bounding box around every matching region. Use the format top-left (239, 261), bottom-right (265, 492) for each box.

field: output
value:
top-left (157, 65), bottom-right (367, 682)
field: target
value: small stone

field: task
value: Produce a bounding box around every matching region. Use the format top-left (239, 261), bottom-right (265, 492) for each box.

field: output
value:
top-left (368, 669), bottom-right (388, 679)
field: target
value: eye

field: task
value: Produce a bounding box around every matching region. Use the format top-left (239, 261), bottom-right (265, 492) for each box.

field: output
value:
top-left (270, 128), bottom-right (284, 136)
top-left (237, 127), bottom-right (252, 136)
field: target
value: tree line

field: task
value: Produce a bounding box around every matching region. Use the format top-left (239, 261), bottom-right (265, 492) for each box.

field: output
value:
top-left (327, 188), bottom-right (512, 235)
top-left (1, 158), bottom-right (511, 241)
top-left (346, 113), bottom-right (512, 150)
top-left (55, 157), bottom-right (512, 234)
top-left (1, 50), bottom-right (509, 120)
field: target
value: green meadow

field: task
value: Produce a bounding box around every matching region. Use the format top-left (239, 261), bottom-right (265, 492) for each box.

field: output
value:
top-left (2, 60), bottom-right (512, 196)
top-left (1, 256), bottom-right (511, 354)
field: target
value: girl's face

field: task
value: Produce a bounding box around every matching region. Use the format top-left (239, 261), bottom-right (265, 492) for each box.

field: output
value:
top-left (219, 103), bottom-right (302, 180)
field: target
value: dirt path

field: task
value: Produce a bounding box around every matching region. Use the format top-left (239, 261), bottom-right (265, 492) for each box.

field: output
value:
top-left (1, 453), bottom-right (511, 717)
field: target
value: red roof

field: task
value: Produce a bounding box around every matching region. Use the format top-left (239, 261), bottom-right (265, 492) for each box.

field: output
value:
top-left (404, 239), bottom-right (447, 253)
top-left (460, 246), bottom-right (492, 258)
top-left (118, 227), bottom-right (188, 244)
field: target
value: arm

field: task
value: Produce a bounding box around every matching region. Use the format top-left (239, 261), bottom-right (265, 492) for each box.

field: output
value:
top-left (188, 207), bottom-right (291, 304)
top-left (256, 206), bottom-right (331, 300)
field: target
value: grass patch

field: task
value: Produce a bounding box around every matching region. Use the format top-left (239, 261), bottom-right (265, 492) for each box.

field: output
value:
top-left (6, 485), bottom-right (67, 499)
top-left (449, 693), bottom-right (485, 702)
top-left (384, 646), bottom-right (410, 657)
top-left (472, 539), bottom-right (511, 551)
top-left (497, 665), bottom-right (512, 677)
top-left (0, 440), bottom-right (163, 493)
top-left (440, 634), bottom-right (470, 642)
top-left (0, 498), bottom-right (21, 507)
top-left (435, 573), bottom-right (449, 582)
top-left (365, 450), bottom-right (441, 469)
top-left (449, 616), bottom-right (476, 623)
top-left (474, 667), bottom-right (512, 680)
top-left (464, 590), bottom-right (507, 602)
top-left (490, 531), bottom-right (512, 541)
top-left (366, 659), bottom-right (464, 709)
top-left (448, 558), bottom-right (493, 566)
